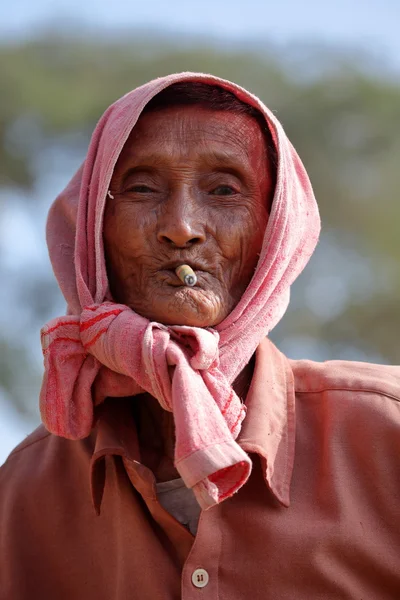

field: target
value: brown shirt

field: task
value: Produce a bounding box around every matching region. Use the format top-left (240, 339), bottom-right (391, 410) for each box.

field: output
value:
top-left (1, 338), bottom-right (400, 599)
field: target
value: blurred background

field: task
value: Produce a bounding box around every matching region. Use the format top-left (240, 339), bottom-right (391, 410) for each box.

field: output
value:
top-left (1, 0), bottom-right (399, 463)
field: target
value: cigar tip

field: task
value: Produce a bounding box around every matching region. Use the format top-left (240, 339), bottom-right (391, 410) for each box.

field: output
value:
top-left (175, 264), bottom-right (197, 287)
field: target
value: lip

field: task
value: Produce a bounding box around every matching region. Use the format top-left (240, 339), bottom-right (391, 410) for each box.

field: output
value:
top-left (160, 260), bottom-right (209, 272)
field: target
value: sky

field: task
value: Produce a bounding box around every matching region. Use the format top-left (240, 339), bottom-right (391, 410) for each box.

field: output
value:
top-left (1, 0), bottom-right (400, 70)
top-left (1, 0), bottom-right (399, 463)
top-left (0, 392), bottom-right (31, 465)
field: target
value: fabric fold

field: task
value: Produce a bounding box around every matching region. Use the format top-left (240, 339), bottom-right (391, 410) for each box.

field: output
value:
top-left (41, 303), bottom-right (249, 508)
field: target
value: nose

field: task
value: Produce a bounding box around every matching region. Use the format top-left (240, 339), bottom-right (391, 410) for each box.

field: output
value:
top-left (156, 190), bottom-right (206, 248)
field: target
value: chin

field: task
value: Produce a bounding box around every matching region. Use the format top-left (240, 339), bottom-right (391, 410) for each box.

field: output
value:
top-left (159, 311), bottom-right (217, 328)
top-left (135, 288), bottom-right (228, 328)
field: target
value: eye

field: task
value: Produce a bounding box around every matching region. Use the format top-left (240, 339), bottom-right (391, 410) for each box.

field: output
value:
top-left (127, 185), bottom-right (155, 193)
top-left (210, 185), bottom-right (237, 196)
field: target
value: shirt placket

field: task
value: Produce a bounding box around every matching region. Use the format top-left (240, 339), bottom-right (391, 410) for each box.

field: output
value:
top-left (181, 506), bottom-right (222, 600)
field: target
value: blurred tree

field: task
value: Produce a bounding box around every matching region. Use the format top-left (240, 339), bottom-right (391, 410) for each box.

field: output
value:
top-left (0, 33), bottom-right (399, 422)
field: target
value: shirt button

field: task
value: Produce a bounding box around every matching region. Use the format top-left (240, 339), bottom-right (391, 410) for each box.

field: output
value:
top-left (191, 568), bottom-right (209, 588)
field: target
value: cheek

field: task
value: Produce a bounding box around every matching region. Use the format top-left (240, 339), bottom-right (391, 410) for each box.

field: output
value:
top-left (104, 203), bottom-right (155, 261)
top-left (215, 201), bottom-right (267, 263)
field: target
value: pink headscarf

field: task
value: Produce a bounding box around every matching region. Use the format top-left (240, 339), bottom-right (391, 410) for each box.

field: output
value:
top-left (40, 72), bottom-right (320, 509)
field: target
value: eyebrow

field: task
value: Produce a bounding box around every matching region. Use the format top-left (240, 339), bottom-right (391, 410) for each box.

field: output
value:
top-left (119, 149), bottom-right (249, 184)
top-left (203, 149), bottom-right (249, 167)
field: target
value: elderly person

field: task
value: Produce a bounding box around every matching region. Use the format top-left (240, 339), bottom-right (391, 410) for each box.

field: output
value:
top-left (1, 73), bottom-right (400, 599)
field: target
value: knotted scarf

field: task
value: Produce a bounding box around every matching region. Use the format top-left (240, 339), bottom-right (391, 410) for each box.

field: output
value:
top-left (40, 72), bottom-right (320, 508)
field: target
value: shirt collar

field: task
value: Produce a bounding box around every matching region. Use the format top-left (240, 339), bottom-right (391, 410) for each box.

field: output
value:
top-left (90, 337), bottom-right (296, 513)
top-left (90, 398), bottom-right (142, 514)
top-left (238, 337), bottom-right (296, 507)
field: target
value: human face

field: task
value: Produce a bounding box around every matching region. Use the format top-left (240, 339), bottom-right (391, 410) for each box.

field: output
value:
top-left (103, 105), bottom-right (274, 327)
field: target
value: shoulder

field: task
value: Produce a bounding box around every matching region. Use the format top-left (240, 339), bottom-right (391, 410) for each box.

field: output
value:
top-left (1, 425), bottom-right (51, 485)
top-left (4, 424), bottom-right (51, 460)
top-left (0, 423), bottom-right (110, 596)
top-left (0, 423), bottom-right (97, 568)
top-left (290, 358), bottom-right (400, 404)
top-left (0, 424), bottom-right (95, 502)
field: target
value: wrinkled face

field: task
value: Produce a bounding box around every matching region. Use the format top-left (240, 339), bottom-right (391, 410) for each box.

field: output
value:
top-left (104, 105), bottom-right (274, 327)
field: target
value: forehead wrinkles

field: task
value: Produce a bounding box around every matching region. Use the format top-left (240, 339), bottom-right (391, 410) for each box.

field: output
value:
top-left (124, 109), bottom-right (263, 162)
